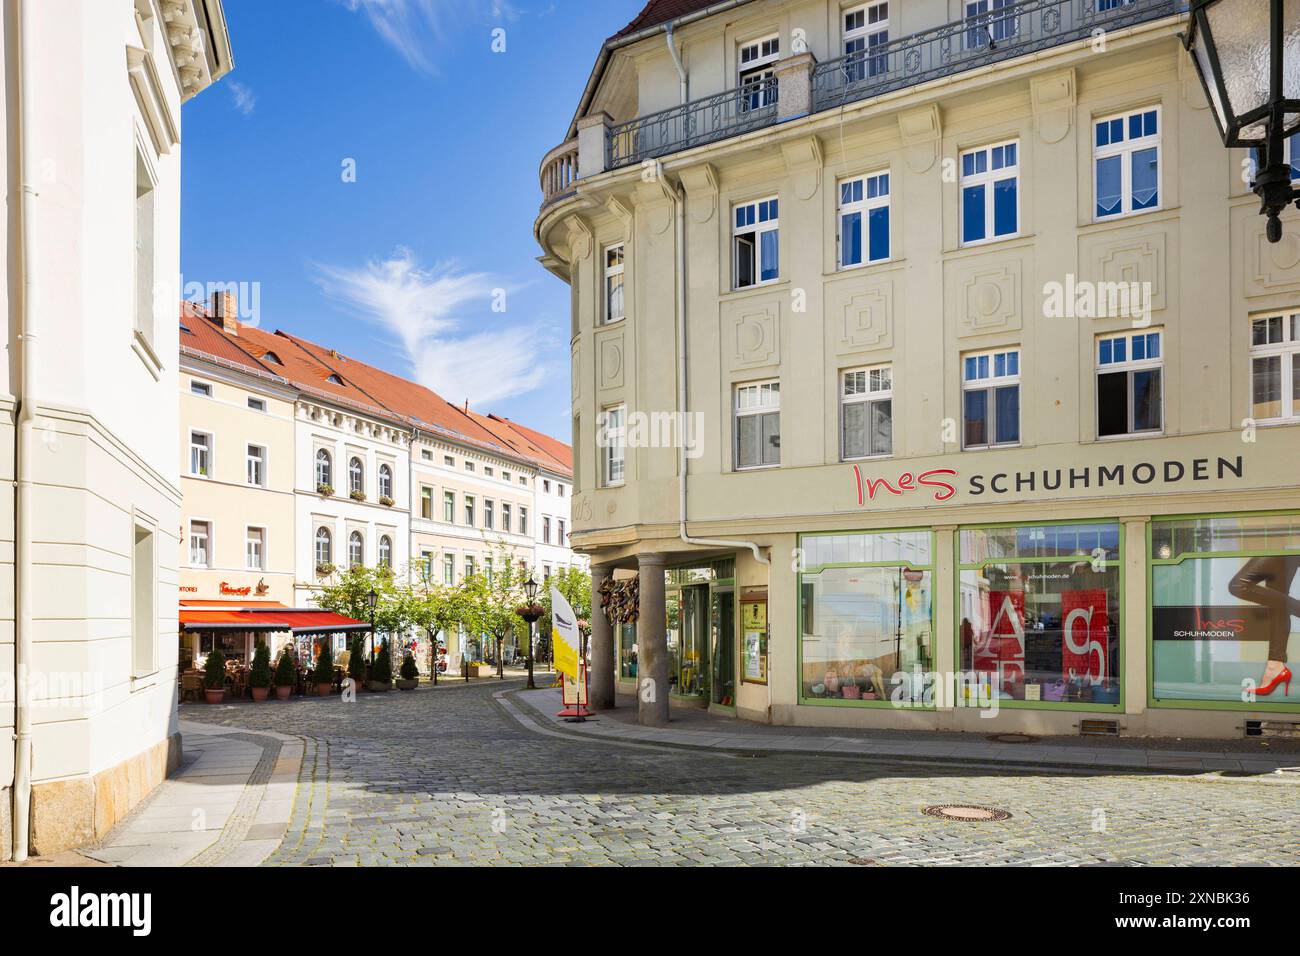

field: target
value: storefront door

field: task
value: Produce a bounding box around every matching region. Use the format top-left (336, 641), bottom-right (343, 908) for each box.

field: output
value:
top-left (679, 584), bottom-right (710, 698)
top-left (711, 587), bottom-right (736, 706)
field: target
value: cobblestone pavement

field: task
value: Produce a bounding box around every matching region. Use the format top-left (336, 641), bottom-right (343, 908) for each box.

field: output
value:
top-left (185, 682), bottom-right (1300, 867)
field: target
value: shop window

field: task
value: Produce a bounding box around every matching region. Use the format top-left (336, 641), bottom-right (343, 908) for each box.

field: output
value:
top-left (1094, 107), bottom-right (1160, 220)
top-left (1096, 330), bottom-right (1163, 437)
top-left (735, 380), bottom-right (780, 469)
top-left (732, 198), bottom-right (779, 288)
top-left (960, 140), bottom-right (1018, 245)
top-left (958, 522), bottom-right (1122, 706)
top-left (838, 172), bottom-right (890, 267)
top-left (841, 365), bottom-right (892, 459)
top-left (962, 348), bottom-right (1020, 448)
top-left (1249, 311), bottom-right (1300, 421)
top-left (619, 622), bottom-right (638, 679)
top-left (1151, 514), bottom-right (1300, 705)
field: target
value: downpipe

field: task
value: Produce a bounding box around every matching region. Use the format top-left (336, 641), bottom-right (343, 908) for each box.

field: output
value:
top-left (662, 163), bottom-right (768, 568)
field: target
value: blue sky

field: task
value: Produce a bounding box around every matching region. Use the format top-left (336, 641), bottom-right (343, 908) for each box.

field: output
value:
top-left (181, 0), bottom-right (645, 436)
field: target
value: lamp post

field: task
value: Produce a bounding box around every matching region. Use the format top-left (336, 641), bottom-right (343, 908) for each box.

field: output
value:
top-left (523, 574), bottom-right (540, 690)
top-left (365, 587), bottom-right (378, 664)
top-left (1184, 0), bottom-right (1300, 241)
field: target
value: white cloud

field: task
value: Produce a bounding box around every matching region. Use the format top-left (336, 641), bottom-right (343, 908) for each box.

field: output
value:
top-left (227, 80), bottom-right (257, 115)
top-left (340, 0), bottom-right (521, 74)
top-left (312, 248), bottom-right (548, 407)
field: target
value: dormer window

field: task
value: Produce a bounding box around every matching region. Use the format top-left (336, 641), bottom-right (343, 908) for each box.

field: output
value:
top-left (262, 351), bottom-right (283, 365)
top-left (327, 373), bottom-right (344, 385)
top-left (738, 35), bottom-right (779, 111)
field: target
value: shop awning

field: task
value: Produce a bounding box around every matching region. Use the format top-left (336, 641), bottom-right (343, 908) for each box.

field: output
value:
top-left (179, 607), bottom-right (371, 636)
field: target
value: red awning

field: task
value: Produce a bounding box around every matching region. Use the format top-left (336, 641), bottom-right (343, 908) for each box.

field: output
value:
top-left (179, 607), bottom-right (371, 635)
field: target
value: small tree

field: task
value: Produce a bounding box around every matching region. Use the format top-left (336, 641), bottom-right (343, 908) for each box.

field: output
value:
top-left (460, 540), bottom-right (526, 680)
top-left (248, 641), bottom-right (272, 689)
top-left (203, 648), bottom-right (226, 690)
top-left (274, 647), bottom-right (296, 687)
top-left (312, 639), bottom-right (334, 687)
top-left (400, 652), bottom-right (419, 681)
top-left (371, 637), bottom-right (393, 685)
top-left (347, 635), bottom-right (367, 687)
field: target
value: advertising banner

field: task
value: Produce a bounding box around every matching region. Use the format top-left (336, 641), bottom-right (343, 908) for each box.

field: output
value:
top-left (1062, 589), bottom-right (1109, 683)
top-left (974, 589), bottom-right (1025, 686)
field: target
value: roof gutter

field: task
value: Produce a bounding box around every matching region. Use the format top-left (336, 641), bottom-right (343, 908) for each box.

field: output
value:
top-left (565, 0), bottom-right (755, 140)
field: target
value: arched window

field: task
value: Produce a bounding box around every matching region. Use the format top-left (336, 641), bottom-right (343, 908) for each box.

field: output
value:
top-left (378, 463), bottom-right (393, 499)
top-left (348, 531), bottom-right (364, 567)
top-left (315, 527), bottom-right (332, 565)
top-left (315, 449), bottom-right (332, 488)
top-left (349, 457), bottom-right (364, 495)
top-left (378, 535), bottom-right (392, 568)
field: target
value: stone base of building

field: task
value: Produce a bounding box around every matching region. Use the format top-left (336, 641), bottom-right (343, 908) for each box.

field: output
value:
top-left (0, 786), bottom-right (10, 863)
top-left (25, 732), bottom-right (182, 857)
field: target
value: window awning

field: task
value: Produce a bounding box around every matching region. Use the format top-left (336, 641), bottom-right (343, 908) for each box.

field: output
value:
top-left (179, 607), bottom-right (371, 636)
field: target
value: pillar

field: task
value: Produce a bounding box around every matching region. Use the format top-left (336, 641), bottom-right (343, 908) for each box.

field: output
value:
top-left (637, 552), bottom-right (669, 726)
top-left (589, 563), bottom-right (616, 710)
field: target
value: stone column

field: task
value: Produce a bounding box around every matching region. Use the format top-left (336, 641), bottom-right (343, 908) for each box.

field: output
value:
top-left (576, 112), bottom-right (610, 179)
top-left (588, 563), bottom-right (616, 710)
top-left (637, 552), bottom-right (669, 726)
top-left (774, 52), bottom-right (817, 122)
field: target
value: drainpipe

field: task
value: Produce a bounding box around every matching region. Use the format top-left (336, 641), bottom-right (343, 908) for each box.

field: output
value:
top-left (665, 22), bottom-right (687, 105)
top-left (13, 0), bottom-right (40, 862)
top-left (661, 163), bottom-right (768, 567)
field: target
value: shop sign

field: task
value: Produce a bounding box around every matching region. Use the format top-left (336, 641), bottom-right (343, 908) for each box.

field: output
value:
top-left (218, 578), bottom-right (270, 598)
top-left (1152, 605), bottom-right (1272, 640)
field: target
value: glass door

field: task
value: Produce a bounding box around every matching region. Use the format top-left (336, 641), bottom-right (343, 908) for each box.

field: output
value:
top-left (711, 588), bottom-right (736, 706)
top-left (678, 585), bottom-right (710, 697)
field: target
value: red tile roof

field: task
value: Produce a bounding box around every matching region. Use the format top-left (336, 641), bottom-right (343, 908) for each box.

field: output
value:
top-left (611, 0), bottom-right (733, 39)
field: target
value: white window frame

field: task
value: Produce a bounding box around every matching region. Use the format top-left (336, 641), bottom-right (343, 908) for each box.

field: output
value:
top-left (443, 490), bottom-right (456, 523)
top-left (378, 463), bottom-right (393, 500)
top-left (315, 526), bottom-right (332, 566)
top-left (519, 506), bottom-right (529, 536)
top-left (420, 485), bottom-right (433, 520)
top-left (315, 448), bottom-right (332, 488)
top-left (378, 535), bottom-right (392, 569)
top-left (963, 0), bottom-right (1018, 49)
top-left (131, 517), bottom-right (157, 678)
top-left (444, 454), bottom-right (455, 467)
top-left (348, 456), bottom-right (365, 495)
top-left (734, 380), bottom-right (781, 470)
top-left (843, 2), bottom-right (890, 80)
top-left (464, 495), bottom-right (476, 526)
top-left (959, 140), bottom-right (1020, 246)
top-left (485, 498), bottom-right (495, 530)
top-left (732, 197), bottom-right (780, 289)
top-left (247, 396), bottom-right (267, 412)
top-left (1248, 311), bottom-right (1300, 423)
top-left (738, 34), bottom-right (779, 110)
top-left (840, 365), bottom-right (894, 460)
top-left (502, 502), bottom-right (512, 532)
top-left (603, 243), bottom-right (626, 325)
top-left (1093, 106), bottom-right (1161, 221)
top-left (558, 518), bottom-right (566, 543)
top-left (246, 443), bottom-right (267, 487)
top-left (190, 430), bottom-right (213, 478)
top-left (837, 171), bottom-right (891, 268)
top-left (1096, 329), bottom-right (1165, 438)
top-left (961, 348), bottom-right (1021, 449)
top-left (543, 515), bottom-right (552, 544)
top-left (189, 519), bottom-right (212, 568)
top-left (443, 553), bottom-right (456, 585)
top-left (348, 530), bottom-right (364, 568)
top-left (191, 380), bottom-right (211, 397)
top-left (601, 404), bottom-right (626, 487)
top-left (246, 526), bottom-right (266, 571)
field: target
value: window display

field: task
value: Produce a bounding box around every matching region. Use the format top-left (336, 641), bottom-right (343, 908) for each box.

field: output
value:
top-left (618, 622), bottom-right (637, 680)
top-left (958, 522), bottom-right (1121, 705)
top-left (1151, 514), bottom-right (1299, 705)
top-left (799, 531), bottom-right (933, 705)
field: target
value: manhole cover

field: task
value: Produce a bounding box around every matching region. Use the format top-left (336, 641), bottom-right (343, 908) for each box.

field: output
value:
top-left (988, 733), bottom-right (1035, 744)
top-left (847, 857), bottom-right (881, 866)
top-left (923, 804), bottom-right (1012, 822)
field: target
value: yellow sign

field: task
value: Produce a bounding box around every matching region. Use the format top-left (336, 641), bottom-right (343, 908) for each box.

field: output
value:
top-left (551, 586), bottom-right (581, 680)
top-left (743, 601), bottom-right (766, 630)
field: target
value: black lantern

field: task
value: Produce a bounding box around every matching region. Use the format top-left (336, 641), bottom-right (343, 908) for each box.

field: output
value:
top-left (1184, 0), bottom-right (1300, 240)
top-left (523, 574), bottom-right (539, 604)
top-left (366, 587), bottom-right (378, 663)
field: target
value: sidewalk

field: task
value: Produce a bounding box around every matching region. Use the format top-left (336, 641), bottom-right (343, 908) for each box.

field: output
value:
top-left (80, 721), bottom-right (304, 867)
top-left (507, 688), bottom-right (1300, 777)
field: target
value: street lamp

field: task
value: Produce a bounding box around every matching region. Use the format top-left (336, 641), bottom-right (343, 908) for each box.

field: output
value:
top-left (365, 587), bottom-right (378, 664)
top-left (523, 574), bottom-right (540, 690)
top-left (1184, 0), bottom-right (1300, 241)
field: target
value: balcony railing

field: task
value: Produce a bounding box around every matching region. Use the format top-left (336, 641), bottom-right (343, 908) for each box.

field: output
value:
top-left (608, 75), bottom-right (779, 171)
top-left (598, 0), bottom-right (1177, 172)
top-left (813, 0), bottom-right (1179, 111)
top-left (540, 138), bottom-right (580, 208)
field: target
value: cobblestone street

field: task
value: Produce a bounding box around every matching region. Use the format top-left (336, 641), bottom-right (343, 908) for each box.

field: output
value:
top-left (173, 681), bottom-right (1300, 867)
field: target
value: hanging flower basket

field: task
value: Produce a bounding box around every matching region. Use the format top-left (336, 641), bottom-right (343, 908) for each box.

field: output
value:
top-left (515, 603), bottom-right (544, 622)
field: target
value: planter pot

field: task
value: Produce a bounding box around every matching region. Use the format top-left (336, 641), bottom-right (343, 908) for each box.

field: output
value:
top-left (316, 682), bottom-right (333, 697)
top-left (349, 675), bottom-right (366, 693)
top-left (367, 680), bottom-right (391, 692)
top-left (251, 686), bottom-right (270, 702)
top-left (204, 688), bottom-right (225, 705)
top-left (274, 685), bottom-right (292, 700)
top-left (396, 678), bottom-right (418, 690)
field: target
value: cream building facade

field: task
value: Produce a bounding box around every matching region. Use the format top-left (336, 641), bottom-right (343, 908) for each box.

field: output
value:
top-left (2, 0), bottom-right (231, 860)
top-left (538, 0), bottom-right (1300, 739)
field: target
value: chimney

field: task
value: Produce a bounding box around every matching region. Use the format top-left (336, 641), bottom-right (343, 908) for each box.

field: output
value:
top-left (210, 290), bottom-right (238, 336)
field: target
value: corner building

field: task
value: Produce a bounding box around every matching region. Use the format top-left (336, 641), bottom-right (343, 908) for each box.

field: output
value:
top-left (536, 0), bottom-right (1300, 737)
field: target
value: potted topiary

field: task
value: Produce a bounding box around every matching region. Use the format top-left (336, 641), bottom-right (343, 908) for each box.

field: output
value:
top-left (397, 651), bottom-right (419, 690)
top-left (312, 640), bottom-right (335, 697)
top-left (368, 638), bottom-right (393, 692)
top-left (274, 647), bottom-right (296, 700)
top-left (202, 648), bottom-right (227, 704)
top-left (347, 635), bottom-right (367, 693)
top-left (249, 641), bottom-right (273, 702)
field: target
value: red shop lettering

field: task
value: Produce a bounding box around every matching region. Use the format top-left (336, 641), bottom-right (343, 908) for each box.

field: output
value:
top-left (853, 465), bottom-right (958, 505)
top-left (1193, 607), bottom-right (1245, 634)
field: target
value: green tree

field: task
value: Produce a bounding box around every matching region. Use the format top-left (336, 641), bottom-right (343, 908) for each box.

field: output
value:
top-left (459, 540), bottom-right (526, 679)
top-left (316, 563), bottom-right (416, 664)
top-left (248, 640), bottom-right (272, 689)
top-left (539, 565), bottom-right (593, 667)
top-left (408, 573), bottom-right (473, 684)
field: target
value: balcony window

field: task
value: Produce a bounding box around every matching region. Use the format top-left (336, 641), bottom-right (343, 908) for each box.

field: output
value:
top-left (964, 0), bottom-right (1018, 49)
top-left (960, 141), bottom-right (1018, 245)
top-left (738, 35), bottom-right (779, 111)
top-left (1097, 330), bottom-right (1163, 437)
top-left (733, 198), bottom-right (779, 289)
top-left (735, 381), bottom-right (781, 469)
top-left (839, 172), bottom-right (890, 267)
top-left (1250, 312), bottom-right (1300, 421)
top-left (1094, 107), bottom-right (1160, 220)
top-left (841, 366), bottom-right (893, 459)
top-left (844, 2), bottom-right (889, 81)
top-left (963, 349), bottom-right (1020, 448)
top-left (603, 244), bottom-right (625, 324)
